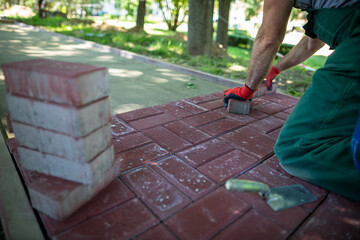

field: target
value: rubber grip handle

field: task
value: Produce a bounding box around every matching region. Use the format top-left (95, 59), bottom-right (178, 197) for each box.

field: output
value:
top-left (225, 179), bottom-right (270, 193)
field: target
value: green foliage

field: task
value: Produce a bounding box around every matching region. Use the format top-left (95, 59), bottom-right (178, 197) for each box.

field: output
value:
top-left (303, 55), bottom-right (327, 69)
top-left (227, 29), bottom-right (253, 49)
top-left (290, 7), bottom-right (307, 21)
top-left (15, 15), bottom-right (327, 97)
top-left (278, 43), bottom-right (294, 55)
top-left (155, 0), bottom-right (188, 31)
top-left (240, 0), bottom-right (262, 20)
top-left (228, 34), bottom-right (253, 49)
top-left (14, 15), bottom-right (68, 26)
top-left (122, 0), bottom-right (143, 18)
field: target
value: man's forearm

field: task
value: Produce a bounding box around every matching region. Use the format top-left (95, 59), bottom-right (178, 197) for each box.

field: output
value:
top-left (274, 36), bottom-right (325, 71)
top-left (244, 0), bottom-right (294, 90)
top-left (245, 35), bottom-right (282, 90)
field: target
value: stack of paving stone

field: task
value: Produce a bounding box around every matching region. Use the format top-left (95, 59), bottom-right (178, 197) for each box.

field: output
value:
top-left (2, 59), bottom-right (117, 220)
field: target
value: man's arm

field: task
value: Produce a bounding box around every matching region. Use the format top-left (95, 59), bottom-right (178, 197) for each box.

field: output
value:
top-left (273, 36), bottom-right (325, 71)
top-left (245, 0), bottom-right (294, 90)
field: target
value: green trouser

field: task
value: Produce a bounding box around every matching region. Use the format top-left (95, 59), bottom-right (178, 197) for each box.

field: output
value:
top-left (274, 7), bottom-right (360, 202)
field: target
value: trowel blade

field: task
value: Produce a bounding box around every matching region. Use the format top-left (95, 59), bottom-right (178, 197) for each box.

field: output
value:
top-left (266, 184), bottom-right (317, 211)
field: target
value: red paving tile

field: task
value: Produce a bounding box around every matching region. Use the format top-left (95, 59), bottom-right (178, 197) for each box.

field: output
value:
top-left (268, 127), bottom-right (282, 139)
top-left (215, 107), bottom-right (257, 125)
top-left (151, 156), bottom-right (217, 200)
top-left (42, 179), bottom-right (135, 235)
top-left (220, 126), bottom-right (276, 160)
top-left (198, 150), bottom-right (258, 184)
top-left (53, 198), bottom-right (159, 240)
top-left (198, 99), bottom-right (224, 110)
top-left (122, 165), bottom-right (191, 220)
top-left (250, 97), bottom-right (271, 109)
top-left (284, 107), bottom-right (294, 114)
top-left (213, 209), bottom-right (289, 240)
top-left (294, 193), bottom-right (360, 239)
top-left (9, 92), bottom-right (360, 239)
top-left (165, 188), bottom-right (250, 240)
top-left (155, 103), bottom-right (193, 119)
top-left (117, 107), bottom-right (162, 122)
top-left (263, 155), bottom-right (288, 175)
top-left (247, 163), bottom-right (298, 187)
top-left (199, 118), bottom-right (243, 137)
top-left (112, 132), bottom-right (152, 153)
top-left (248, 116), bottom-right (285, 133)
top-left (142, 126), bottom-right (192, 152)
top-left (182, 111), bottom-right (225, 127)
top-left (176, 139), bottom-right (234, 167)
top-left (262, 94), bottom-right (298, 107)
top-left (116, 143), bottom-right (169, 173)
top-left (248, 108), bottom-right (269, 119)
top-left (174, 100), bottom-right (208, 114)
top-left (185, 93), bottom-right (220, 104)
top-left (256, 102), bottom-right (289, 115)
top-left (164, 120), bottom-right (211, 144)
top-left (110, 116), bottom-right (136, 138)
top-left (135, 224), bottom-right (177, 240)
top-left (128, 113), bottom-right (176, 130)
top-left (274, 111), bottom-right (290, 120)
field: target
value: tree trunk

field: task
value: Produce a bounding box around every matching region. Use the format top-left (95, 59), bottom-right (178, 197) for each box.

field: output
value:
top-left (38, 0), bottom-right (46, 19)
top-left (187, 0), bottom-right (214, 56)
top-left (136, 0), bottom-right (146, 31)
top-left (216, 0), bottom-right (231, 49)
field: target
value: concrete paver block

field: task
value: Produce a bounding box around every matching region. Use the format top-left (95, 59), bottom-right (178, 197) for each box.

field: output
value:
top-left (227, 99), bottom-right (251, 115)
top-left (12, 122), bottom-right (111, 163)
top-left (6, 94), bottom-right (110, 137)
top-left (2, 59), bottom-right (109, 106)
top-left (18, 145), bottom-right (114, 184)
top-left (253, 81), bottom-right (277, 98)
top-left (27, 159), bottom-right (119, 220)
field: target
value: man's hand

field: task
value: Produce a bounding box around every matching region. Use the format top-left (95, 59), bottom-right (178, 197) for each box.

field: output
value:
top-left (223, 85), bottom-right (255, 107)
top-left (266, 66), bottom-right (280, 90)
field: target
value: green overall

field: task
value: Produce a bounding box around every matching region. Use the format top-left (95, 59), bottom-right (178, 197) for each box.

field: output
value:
top-left (274, 6), bottom-right (360, 202)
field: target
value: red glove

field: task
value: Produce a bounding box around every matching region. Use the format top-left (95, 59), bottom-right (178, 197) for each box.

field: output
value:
top-left (266, 66), bottom-right (280, 90)
top-left (223, 85), bottom-right (255, 107)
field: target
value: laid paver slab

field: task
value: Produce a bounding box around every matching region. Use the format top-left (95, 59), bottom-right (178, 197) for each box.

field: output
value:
top-left (122, 165), bottom-right (191, 220)
top-left (4, 90), bottom-right (360, 240)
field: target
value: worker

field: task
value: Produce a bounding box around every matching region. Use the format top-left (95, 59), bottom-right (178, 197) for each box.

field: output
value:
top-left (223, 0), bottom-right (360, 202)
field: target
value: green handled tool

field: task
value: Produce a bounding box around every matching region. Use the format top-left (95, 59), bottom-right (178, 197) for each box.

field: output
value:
top-left (225, 179), bottom-right (317, 211)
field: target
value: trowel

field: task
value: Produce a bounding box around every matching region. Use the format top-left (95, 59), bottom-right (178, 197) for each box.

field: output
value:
top-left (225, 179), bottom-right (317, 211)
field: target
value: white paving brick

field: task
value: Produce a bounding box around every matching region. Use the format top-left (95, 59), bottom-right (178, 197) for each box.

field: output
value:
top-left (6, 94), bottom-right (110, 137)
top-left (3, 59), bottom-right (109, 106)
top-left (18, 145), bottom-right (114, 184)
top-left (12, 121), bottom-right (111, 163)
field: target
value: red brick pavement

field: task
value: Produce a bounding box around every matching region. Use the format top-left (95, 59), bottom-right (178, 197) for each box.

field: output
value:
top-left (8, 92), bottom-right (360, 239)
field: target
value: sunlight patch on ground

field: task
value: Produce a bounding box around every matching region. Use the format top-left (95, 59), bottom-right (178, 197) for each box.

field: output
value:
top-left (150, 77), bottom-right (169, 84)
top-left (108, 68), bottom-right (143, 78)
top-left (229, 65), bottom-right (247, 71)
top-left (112, 103), bottom-right (145, 114)
top-left (22, 47), bottom-right (83, 57)
top-left (96, 55), bottom-right (116, 61)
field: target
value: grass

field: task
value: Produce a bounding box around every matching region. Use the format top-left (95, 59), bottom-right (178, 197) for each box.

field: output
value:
top-left (12, 15), bottom-right (328, 97)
